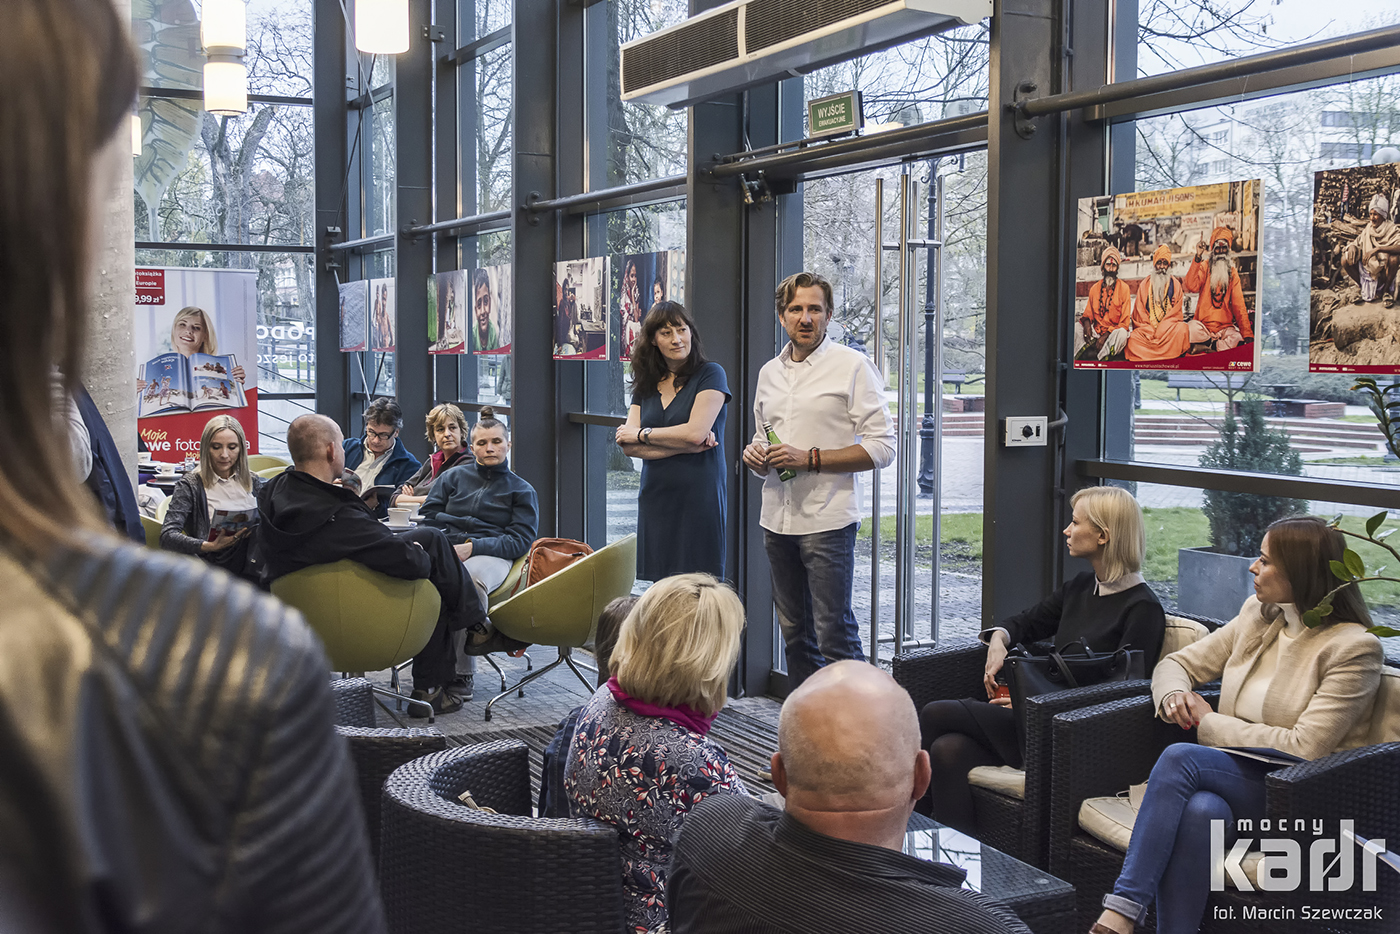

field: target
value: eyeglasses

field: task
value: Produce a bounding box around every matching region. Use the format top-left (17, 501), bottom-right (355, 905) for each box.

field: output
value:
top-left (366, 426), bottom-right (397, 443)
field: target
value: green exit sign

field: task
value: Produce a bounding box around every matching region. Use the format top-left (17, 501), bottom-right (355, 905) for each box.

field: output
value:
top-left (807, 90), bottom-right (863, 139)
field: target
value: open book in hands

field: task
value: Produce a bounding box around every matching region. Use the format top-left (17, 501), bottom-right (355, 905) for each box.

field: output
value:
top-left (208, 509), bottom-right (256, 542)
top-left (140, 352), bottom-right (246, 417)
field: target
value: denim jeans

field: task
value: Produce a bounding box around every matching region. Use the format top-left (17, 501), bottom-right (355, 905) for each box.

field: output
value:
top-left (764, 523), bottom-right (863, 688)
top-left (1107, 743), bottom-right (1274, 934)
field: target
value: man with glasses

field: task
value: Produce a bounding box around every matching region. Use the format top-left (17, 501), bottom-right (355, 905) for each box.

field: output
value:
top-left (343, 397), bottom-right (421, 515)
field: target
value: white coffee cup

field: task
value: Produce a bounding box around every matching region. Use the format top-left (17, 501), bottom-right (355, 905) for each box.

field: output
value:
top-left (387, 507), bottom-right (413, 528)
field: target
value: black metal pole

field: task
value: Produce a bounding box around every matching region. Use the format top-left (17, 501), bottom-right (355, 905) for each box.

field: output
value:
top-left (917, 158), bottom-right (938, 495)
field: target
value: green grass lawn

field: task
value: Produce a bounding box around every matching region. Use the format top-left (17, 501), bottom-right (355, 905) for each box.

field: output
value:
top-left (858, 512), bottom-right (983, 560)
top-left (1138, 381), bottom-right (1232, 404)
top-left (860, 507), bottom-right (1400, 608)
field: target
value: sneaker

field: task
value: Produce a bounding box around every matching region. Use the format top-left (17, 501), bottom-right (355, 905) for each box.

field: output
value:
top-left (462, 625), bottom-right (531, 657)
top-left (447, 673), bottom-right (474, 701)
top-left (407, 686), bottom-right (464, 718)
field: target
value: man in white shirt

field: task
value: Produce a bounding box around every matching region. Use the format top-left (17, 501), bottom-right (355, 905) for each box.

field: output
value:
top-left (742, 272), bottom-right (896, 687)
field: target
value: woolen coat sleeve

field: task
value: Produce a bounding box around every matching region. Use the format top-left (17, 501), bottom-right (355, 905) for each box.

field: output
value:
top-left (469, 484), bottom-right (539, 559)
top-left (159, 477), bottom-right (207, 555)
top-left (1151, 606), bottom-right (1242, 715)
top-left (1196, 633), bottom-right (1382, 759)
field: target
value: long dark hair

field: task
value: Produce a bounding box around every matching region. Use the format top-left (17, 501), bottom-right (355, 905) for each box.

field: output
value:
top-left (0, 0), bottom-right (138, 551)
top-left (629, 302), bottom-right (707, 403)
top-left (1266, 516), bottom-right (1372, 627)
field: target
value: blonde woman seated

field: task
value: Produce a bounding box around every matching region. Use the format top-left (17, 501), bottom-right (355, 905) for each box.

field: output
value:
top-left (564, 574), bottom-right (748, 934)
top-left (919, 486), bottom-right (1165, 833)
top-left (1092, 516), bottom-right (1383, 934)
top-left (390, 402), bottom-right (473, 507)
top-left (160, 414), bottom-right (265, 583)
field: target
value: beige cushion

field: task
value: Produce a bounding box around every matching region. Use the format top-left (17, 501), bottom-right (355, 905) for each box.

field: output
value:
top-left (1161, 615), bottom-right (1209, 658)
top-left (967, 765), bottom-right (1026, 800)
top-left (1364, 667), bottom-right (1400, 745)
top-left (1080, 790), bottom-right (1264, 887)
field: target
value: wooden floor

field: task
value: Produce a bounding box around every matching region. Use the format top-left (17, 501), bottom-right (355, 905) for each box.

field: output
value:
top-left (367, 649), bottom-right (783, 799)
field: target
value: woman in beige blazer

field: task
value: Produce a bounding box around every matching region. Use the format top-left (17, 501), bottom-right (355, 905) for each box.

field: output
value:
top-left (1092, 516), bottom-right (1383, 934)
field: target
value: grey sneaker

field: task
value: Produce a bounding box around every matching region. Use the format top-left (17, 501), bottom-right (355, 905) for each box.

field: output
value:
top-left (448, 673), bottom-right (474, 701)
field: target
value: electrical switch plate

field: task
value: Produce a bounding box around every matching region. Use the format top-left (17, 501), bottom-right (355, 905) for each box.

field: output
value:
top-left (1004, 416), bottom-right (1048, 447)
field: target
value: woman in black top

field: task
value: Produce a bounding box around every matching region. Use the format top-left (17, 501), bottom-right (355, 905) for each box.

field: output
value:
top-left (919, 486), bottom-right (1165, 833)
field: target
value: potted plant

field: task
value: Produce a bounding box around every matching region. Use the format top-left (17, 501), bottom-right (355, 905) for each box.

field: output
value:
top-left (1178, 399), bottom-right (1307, 618)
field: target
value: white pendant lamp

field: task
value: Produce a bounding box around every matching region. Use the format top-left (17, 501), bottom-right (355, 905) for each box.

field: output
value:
top-left (355, 0), bottom-right (410, 55)
top-left (202, 0), bottom-right (248, 116)
top-left (131, 112), bottom-right (143, 157)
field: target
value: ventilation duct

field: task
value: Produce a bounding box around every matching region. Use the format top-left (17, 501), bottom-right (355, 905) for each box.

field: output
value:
top-left (621, 0), bottom-right (990, 109)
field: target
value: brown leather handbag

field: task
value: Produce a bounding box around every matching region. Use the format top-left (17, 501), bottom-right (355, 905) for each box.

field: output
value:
top-left (502, 537), bottom-right (593, 599)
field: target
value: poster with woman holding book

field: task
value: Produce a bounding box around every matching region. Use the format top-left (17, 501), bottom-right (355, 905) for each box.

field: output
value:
top-left (134, 266), bottom-right (258, 457)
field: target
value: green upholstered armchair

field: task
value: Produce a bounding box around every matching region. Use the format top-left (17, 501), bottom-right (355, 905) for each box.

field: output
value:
top-left (139, 514), bottom-right (162, 549)
top-left (271, 559), bottom-right (441, 720)
top-left (480, 534), bottom-right (636, 721)
top-left (247, 454), bottom-right (291, 472)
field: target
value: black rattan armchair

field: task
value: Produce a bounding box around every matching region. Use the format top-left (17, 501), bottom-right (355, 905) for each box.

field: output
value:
top-left (1049, 693), bottom-right (1400, 934)
top-left (330, 677), bottom-right (447, 863)
top-left (894, 639), bottom-right (1155, 868)
top-left (379, 740), bottom-right (626, 934)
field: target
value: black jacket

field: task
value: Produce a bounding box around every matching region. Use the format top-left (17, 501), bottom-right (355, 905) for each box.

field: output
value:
top-left (75, 385), bottom-right (143, 543)
top-left (160, 473), bottom-right (267, 555)
top-left (258, 468), bottom-right (431, 583)
top-left (0, 538), bottom-right (386, 933)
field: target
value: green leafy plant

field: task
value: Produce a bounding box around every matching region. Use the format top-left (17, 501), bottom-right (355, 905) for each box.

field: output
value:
top-left (1351, 376), bottom-right (1400, 460)
top-left (1199, 399), bottom-right (1307, 557)
top-left (1302, 510), bottom-right (1400, 637)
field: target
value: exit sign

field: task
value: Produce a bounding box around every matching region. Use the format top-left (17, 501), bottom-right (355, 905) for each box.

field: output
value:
top-left (807, 91), bottom-right (863, 139)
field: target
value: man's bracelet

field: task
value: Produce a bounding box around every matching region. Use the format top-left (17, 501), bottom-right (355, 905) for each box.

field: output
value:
top-left (811, 447), bottom-right (821, 473)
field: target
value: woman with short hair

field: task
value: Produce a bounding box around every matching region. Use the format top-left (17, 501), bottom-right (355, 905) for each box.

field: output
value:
top-left (160, 414), bottom-right (266, 582)
top-left (391, 403), bottom-right (472, 507)
top-left (1092, 516), bottom-right (1383, 934)
top-left (918, 485), bottom-right (1166, 833)
top-left (564, 573), bottom-right (748, 934)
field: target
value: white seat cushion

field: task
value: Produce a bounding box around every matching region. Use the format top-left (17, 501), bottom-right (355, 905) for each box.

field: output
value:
top-left (1079, 790), bottom-right (1263, 887)
top-left (1162, 615), bottom-right (1209, 658)
top-left (1364, 668), bottom-right (1400, 745)
top-left (967, 765), bottom-right (1026, 800)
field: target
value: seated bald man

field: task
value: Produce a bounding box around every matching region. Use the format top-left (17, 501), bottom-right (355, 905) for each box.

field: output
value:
top-left (666, 661), bottom-right (1031, 934)
top-left (258, 414), bottom-right (487, 716)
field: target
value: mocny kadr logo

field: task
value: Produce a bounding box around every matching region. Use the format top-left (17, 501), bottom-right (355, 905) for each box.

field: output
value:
top-left (1211, 819), bottom-right (1395, 892)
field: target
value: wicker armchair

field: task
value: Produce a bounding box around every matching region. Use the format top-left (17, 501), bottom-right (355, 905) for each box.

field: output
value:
top-left (892, 613), bottom-right (1219, 869)
top-left (329, 678), bottom-right (446, 863)
top-left (1049, 689), bottom-right (1400, 933)
top-left (379, 740), bottom-right (626, 934)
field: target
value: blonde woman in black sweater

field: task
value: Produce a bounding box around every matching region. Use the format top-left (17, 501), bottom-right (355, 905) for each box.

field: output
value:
top-left (919, 486), bottom-right (1166, 833)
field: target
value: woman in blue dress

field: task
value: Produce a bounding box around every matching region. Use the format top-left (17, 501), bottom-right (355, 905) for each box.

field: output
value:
top-left (616, 301), bottom-right (730, 581)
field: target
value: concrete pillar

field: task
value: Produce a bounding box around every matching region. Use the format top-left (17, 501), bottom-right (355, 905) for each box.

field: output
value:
top-left (86, 0), bottom-right (137, 480)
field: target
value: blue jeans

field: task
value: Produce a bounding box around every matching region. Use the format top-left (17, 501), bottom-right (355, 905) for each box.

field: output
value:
top-left (764, 524), bottom-right (863, 688)
top-left (1108, 743), bottom-right (1274, 934)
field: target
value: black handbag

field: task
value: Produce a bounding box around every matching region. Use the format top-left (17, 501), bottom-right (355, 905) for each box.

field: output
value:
top-left (1003, 640), bottom-right (1146, 757)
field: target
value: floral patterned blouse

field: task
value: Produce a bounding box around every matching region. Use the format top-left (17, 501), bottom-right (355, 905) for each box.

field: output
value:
top-left (564, 685), bottom-right (747, 934)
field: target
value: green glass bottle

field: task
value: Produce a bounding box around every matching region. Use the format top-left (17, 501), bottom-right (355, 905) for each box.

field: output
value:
top-left (762, 420), bottom-right (796, 481)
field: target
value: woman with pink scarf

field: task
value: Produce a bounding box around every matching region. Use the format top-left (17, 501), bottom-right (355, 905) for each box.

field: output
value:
top-left (564, 574), bottom-right (748, 934)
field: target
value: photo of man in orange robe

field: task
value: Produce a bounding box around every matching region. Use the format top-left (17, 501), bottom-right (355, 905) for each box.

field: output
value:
top-left (1078, 245), bottom-right (1131, 360)
top-left (1126, 244), bottom-right (1191, 362)
top-left (1182, 226), bottom-right (1253, 350)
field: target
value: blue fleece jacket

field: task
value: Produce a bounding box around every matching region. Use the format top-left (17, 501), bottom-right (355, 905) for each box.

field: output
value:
top-left (420, 460), bottom-right (539, 559)
top-left (342, 435), bottom-right (420, 514)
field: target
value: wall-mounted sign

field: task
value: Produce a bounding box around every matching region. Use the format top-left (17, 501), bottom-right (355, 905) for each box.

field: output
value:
top-left (807, 90), bottom-right (863, 139)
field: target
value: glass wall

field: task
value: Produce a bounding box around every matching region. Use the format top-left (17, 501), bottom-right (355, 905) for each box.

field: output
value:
top-left (133, 0), bottom-right (316, 457)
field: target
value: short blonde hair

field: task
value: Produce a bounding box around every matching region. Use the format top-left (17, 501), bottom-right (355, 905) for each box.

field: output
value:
top-left (425, 403), bottom-right (468, 444)
top-left (1070, 486), bottom-right (1145, 581)
top-left (612, 574), bottom-right (746, 716)
top-left (197, 414), bottom-right (250, 491)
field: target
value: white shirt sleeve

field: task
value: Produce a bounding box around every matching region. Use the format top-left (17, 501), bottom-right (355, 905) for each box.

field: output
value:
top-left (850, 359), bottom-right (896, 470)
top-left (53, 369), bottom-right (92, 482)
